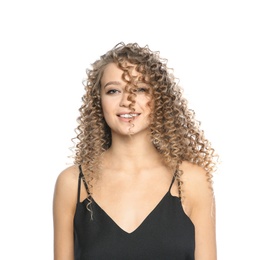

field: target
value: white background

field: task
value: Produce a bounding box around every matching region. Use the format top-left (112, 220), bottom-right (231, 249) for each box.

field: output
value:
top-left (0, 0), bottom-right (267, 259)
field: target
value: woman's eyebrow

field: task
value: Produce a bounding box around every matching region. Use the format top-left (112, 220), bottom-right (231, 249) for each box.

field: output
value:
top-left (103, 81), bottom-right (122, 89)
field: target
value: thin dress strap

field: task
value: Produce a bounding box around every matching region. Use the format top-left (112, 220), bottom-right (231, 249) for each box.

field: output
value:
top-left (168, 169), bottom-right (178, 192)
top-left (168, 176), bottom-right (176, 192)
top-left (77, 165), bottom-right (90, 203)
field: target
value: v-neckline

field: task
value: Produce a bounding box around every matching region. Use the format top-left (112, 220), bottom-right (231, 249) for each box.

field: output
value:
top-left (91, 190), bottom-right (171, 235)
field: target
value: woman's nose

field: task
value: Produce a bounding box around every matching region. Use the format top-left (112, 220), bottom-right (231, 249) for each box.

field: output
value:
top-left (119, 92), bottom-right (131, 107)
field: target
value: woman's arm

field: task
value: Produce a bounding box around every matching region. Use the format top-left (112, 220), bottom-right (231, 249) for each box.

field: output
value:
top-left (53, 165), bottom-right (78, 260)
top-left (181, 162), bottom-right (217, 260)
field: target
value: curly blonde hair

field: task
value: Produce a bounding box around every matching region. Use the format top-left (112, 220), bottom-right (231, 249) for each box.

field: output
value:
top-left (73, 42), bottom-right (217, 201)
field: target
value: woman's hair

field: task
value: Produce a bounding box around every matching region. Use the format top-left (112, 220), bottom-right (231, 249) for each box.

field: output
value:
top-left (73, 42), bottom-right (218, 201)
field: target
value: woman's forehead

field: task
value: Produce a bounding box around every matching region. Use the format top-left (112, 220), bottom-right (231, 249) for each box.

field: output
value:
top-left (101, 62), bottom-right (144, 85)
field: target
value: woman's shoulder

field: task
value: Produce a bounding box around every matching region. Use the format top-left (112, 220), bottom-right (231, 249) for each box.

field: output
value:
top-left (55, 164), bottom-right (80, 188)
top-left (179, 161), bottom-right (214, 209)
top-left (180, 161), bottom-right (208, 183)
top-left (53, 165), bottom-right (80, 208)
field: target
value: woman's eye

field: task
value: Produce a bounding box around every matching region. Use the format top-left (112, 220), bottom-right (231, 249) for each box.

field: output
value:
top-left (106, 89), bottom-right (119, 94)
top-left (136, 87), bottom-right (149, 93)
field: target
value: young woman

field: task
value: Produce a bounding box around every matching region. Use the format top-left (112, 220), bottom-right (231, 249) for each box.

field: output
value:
top-left (53, 42), bottom-right (218, 260)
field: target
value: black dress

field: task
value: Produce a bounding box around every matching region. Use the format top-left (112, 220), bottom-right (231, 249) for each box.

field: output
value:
top-left (74, 166), bottom-right (195, 260)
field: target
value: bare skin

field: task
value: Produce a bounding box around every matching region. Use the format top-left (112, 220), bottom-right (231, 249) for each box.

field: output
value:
top-left (53, 63), bottom-right (217, 260)
top-left (53, 160), bottom-right (216, 260)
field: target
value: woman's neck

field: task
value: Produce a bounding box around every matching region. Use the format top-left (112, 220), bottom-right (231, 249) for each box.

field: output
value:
top-left (103, 132), bottom-right (161, 171)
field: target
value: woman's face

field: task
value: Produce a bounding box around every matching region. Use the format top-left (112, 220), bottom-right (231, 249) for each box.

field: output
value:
top-left (100, 62), bottom-right (153, 137)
